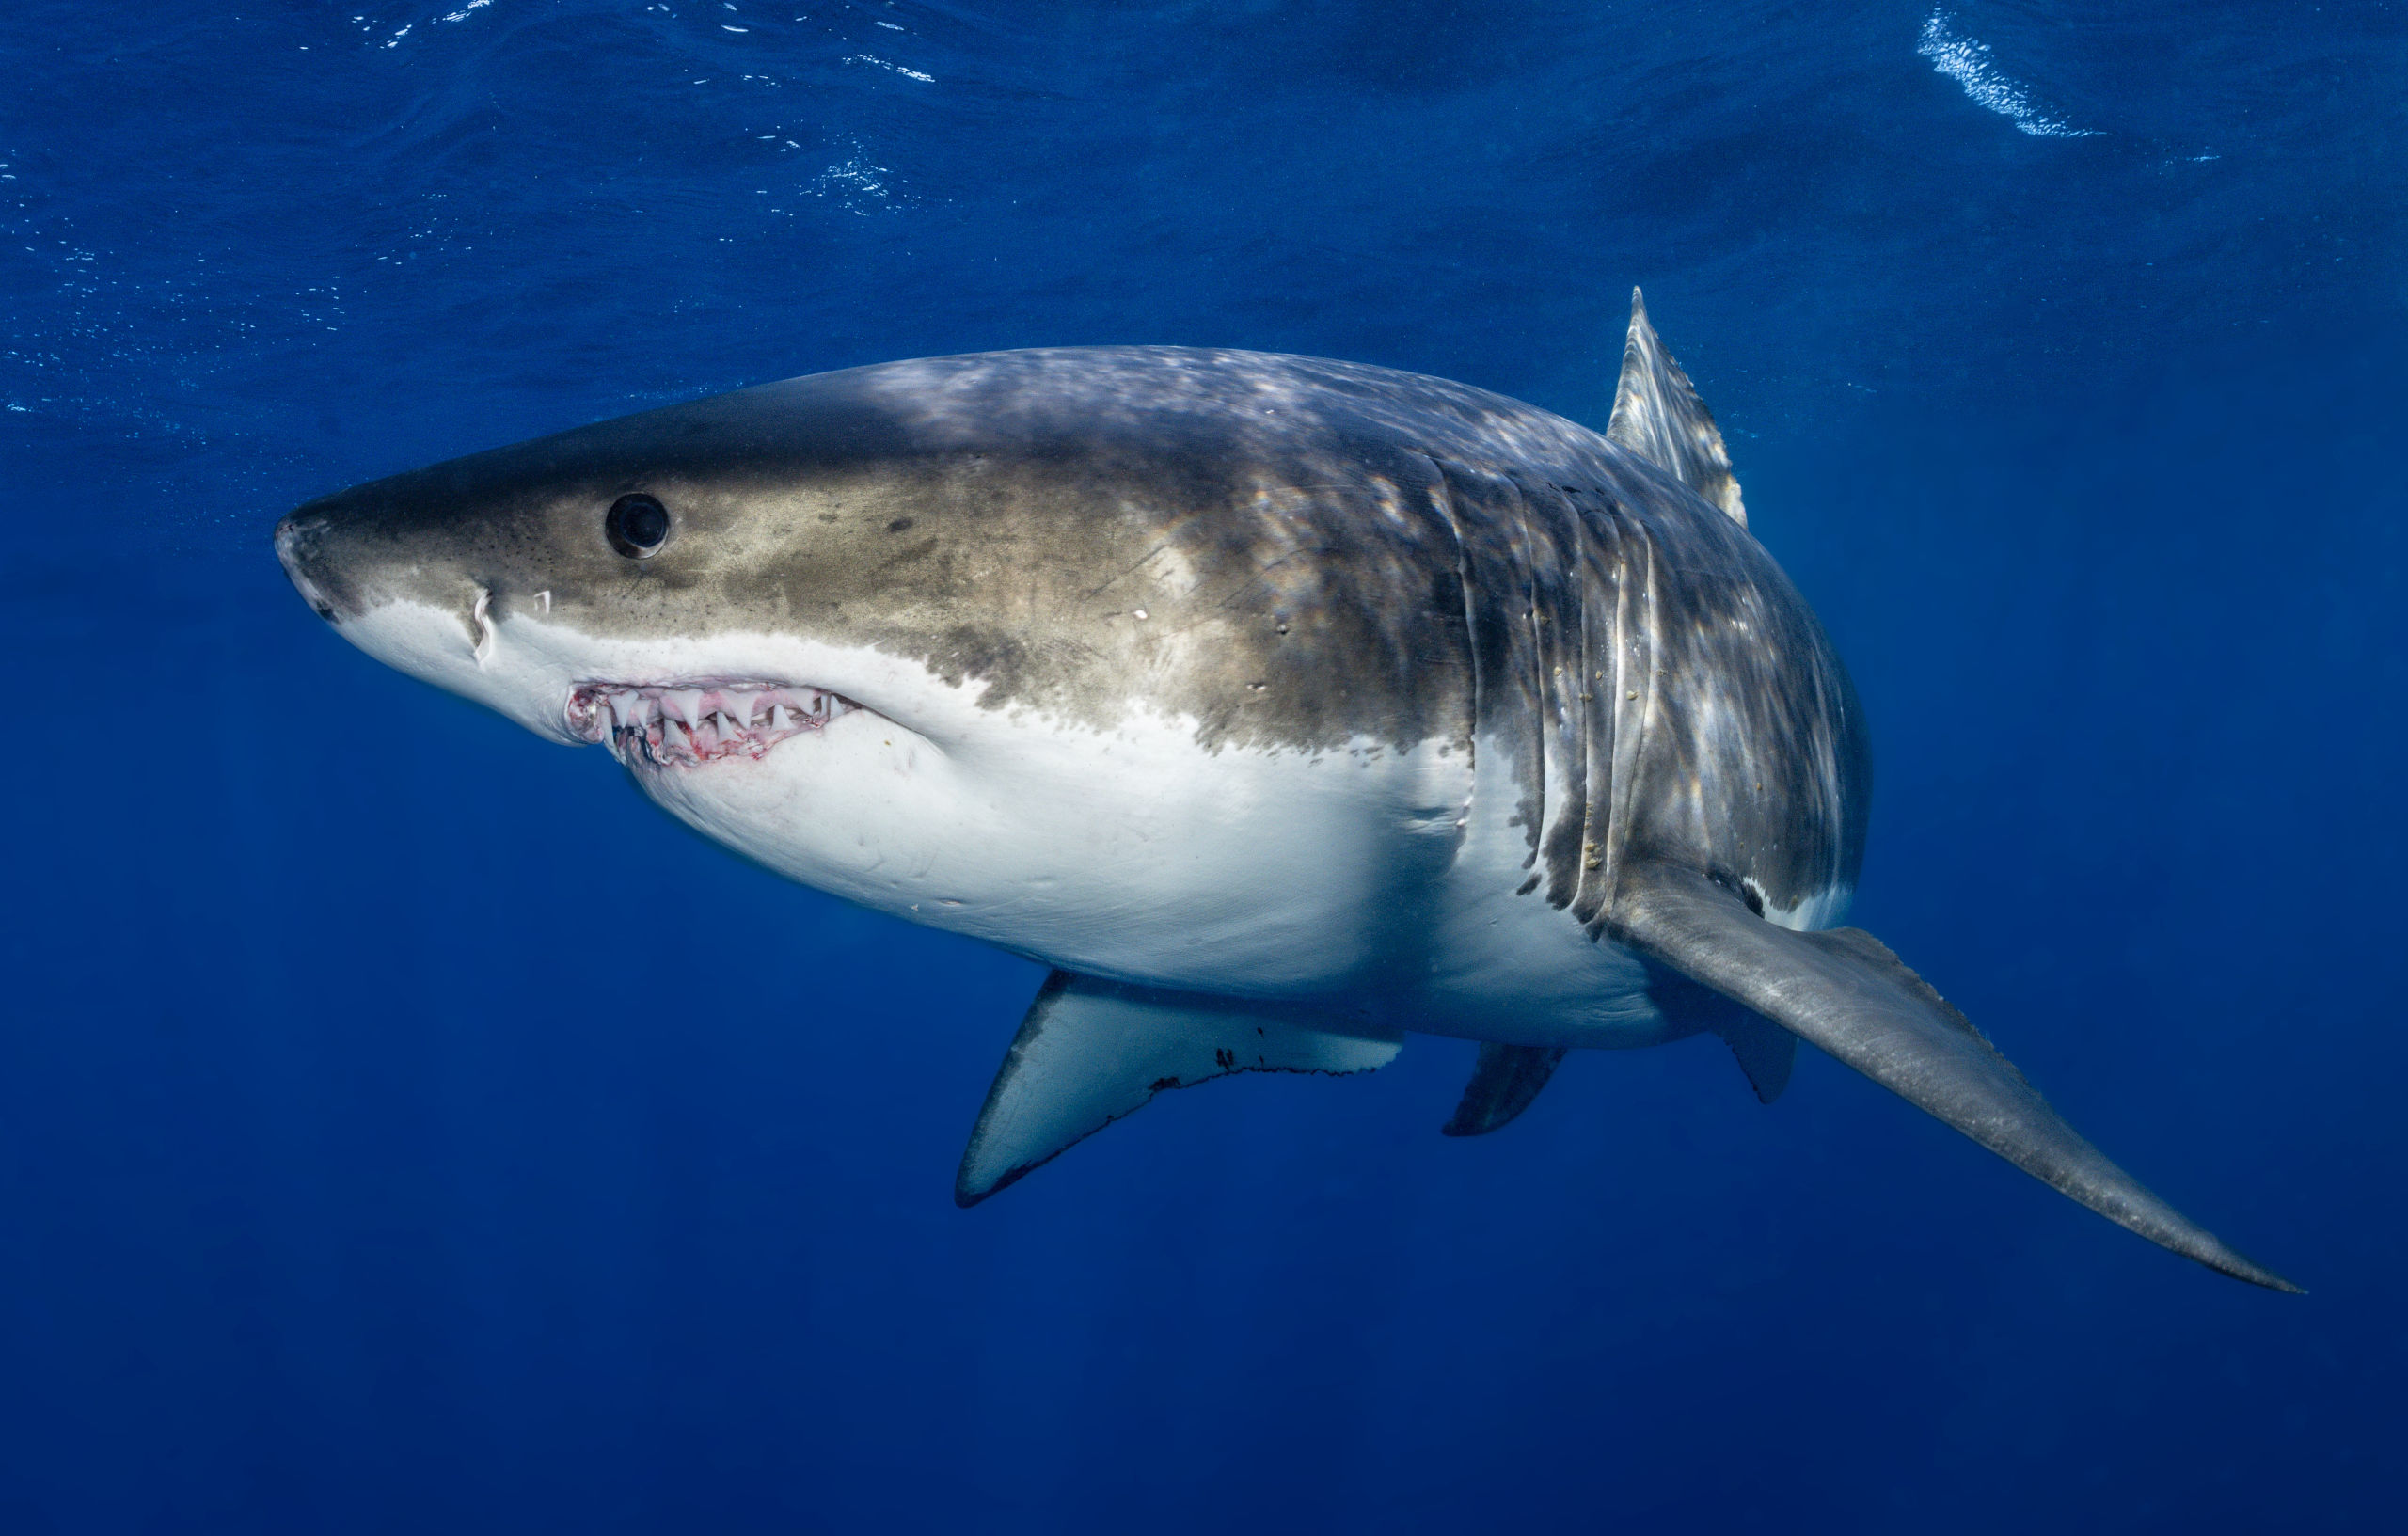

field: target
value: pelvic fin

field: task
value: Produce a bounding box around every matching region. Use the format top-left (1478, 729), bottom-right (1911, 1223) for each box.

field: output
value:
top-left (1442, 1043), bottom-right (1570, 1136)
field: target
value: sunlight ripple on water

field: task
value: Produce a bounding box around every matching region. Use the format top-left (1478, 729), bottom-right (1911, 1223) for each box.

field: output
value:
top-left (1917, 8), bottom-right (2100, 138)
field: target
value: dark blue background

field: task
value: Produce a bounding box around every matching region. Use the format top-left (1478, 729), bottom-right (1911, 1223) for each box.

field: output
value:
top-left (5, 3), bottom-right (2401, 1529)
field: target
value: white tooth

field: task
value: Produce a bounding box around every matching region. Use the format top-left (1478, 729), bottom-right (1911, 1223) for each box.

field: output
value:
top-left (664, 689), bottom-right (704, 726)
top-left (769, 704), bottom-right (790, 731)
top-left (723, 691), bottom-right (758, 728)
top-left (609, 692), bottom-right (638, 732)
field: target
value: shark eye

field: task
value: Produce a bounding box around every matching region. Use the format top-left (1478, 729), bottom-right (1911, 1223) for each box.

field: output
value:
top-left (606, 494), bottom-right (672, 558)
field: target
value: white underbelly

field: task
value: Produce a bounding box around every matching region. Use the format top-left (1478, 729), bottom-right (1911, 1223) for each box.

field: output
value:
top-left (649, 700), bottom-right (1694, 1049)
top-left (642, 699), bottom-right (1473, 998)
top-left (346, 603), bottom-right (1767, 1049)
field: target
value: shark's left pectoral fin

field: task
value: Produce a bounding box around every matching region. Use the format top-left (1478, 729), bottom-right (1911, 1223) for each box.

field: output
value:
top-left (955, 972), bottom-right (1402, 1207)
top-left (1608, 861), bottom-right (2300, 1291)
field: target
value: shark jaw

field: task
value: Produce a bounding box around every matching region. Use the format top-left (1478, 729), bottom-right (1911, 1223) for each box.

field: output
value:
top-left (565, 680), bottom-right (865, 769)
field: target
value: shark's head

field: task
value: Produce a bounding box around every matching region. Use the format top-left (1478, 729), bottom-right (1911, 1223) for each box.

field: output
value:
top-left (273, 349), bottom-right (1474, 988)
top-left (273, 360), bottom-right (1016, 758)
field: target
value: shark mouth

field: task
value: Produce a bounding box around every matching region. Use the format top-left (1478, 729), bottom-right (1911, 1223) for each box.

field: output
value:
top-left (566, 682), bottom-right (863, 768)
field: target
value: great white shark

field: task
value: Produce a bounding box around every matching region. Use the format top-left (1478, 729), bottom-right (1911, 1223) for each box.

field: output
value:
top-left (274, 293), bottom-right (2296, 1290)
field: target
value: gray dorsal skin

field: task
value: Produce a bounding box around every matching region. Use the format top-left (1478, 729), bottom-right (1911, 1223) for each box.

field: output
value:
top-left (1608, 861), bottom-right (2302, 1291)
top-left (1441, 1044), bottom-right (1572, 1137)
top-left (956, 972), bottom-right (1401, 1206)
top-left (1607, 288), bottom-right (1748, 527)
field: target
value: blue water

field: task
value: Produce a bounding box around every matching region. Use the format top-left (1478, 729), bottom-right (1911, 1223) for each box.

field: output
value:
top-left (6, 2), bottom-right (2403, 1529)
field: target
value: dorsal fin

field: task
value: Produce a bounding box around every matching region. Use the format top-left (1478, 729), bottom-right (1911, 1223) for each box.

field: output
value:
top-left (1606, 288), bottom-right (1748, 528)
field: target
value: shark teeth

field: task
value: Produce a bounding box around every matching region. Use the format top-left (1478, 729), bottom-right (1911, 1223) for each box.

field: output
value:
top-left (565, 681), bottom-right (863, 768)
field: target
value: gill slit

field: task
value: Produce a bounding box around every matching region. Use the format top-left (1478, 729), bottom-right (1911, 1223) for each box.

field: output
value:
top-left (1598, 515), bottom-right (1657, 926)
top-left (1571, 503), bottom-right (1608, 927)
top-left (1513, 481), bottom-right (1546, 874)
top-left (471, 586), bottom-right (497, 668)
top-left (1421, 454), bottom-right (1481, 836)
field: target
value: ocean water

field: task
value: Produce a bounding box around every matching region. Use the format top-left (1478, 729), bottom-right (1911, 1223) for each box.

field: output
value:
top-left (4, 2), bottom-right (2403, 1529)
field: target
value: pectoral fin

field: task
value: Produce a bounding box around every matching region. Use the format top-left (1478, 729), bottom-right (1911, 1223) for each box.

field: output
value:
top-left (955, 972), bottom-right (1402, 1207)
top-left (1609, 861), bottom-right (2299, 1291)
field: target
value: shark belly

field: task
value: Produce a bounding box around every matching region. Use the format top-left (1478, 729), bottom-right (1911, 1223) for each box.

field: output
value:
top-left (581, 630), bottom-right (1720, 1050)
top-left (625, 669), bottom-right (1474, 999)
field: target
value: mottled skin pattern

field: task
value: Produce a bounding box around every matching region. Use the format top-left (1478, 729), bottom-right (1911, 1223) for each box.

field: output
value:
top-left (284, 346), bottom-right (1868, 925)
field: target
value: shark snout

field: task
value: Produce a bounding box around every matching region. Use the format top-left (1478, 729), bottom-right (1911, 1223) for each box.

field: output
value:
top-left (273, 511), bottom-right (343, 623)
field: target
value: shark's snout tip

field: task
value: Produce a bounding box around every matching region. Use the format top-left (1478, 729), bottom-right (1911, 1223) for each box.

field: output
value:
top-left (273, 510), bottom-right (340, 622)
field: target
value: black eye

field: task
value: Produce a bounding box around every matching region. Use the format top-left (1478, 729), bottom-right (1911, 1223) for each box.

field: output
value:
top-left (606, 494), bottom-right (672, 558)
